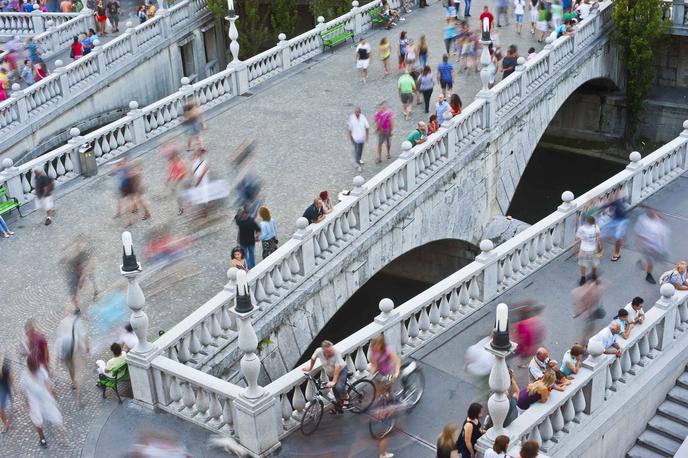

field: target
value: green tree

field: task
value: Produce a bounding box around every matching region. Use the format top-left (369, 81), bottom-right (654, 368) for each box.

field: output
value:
top-left (310, 0), bottom-right (350, 21)
top-left (612, 0), bottom-right (670, 144)
top-left (271, 0), bottom-right (298, 40)
top-left (206, 0), bottom-right (271, 59)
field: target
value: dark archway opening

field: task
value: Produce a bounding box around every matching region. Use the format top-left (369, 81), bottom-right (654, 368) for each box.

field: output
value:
top-left (508, 78), bottom-right (625, 223)
top-left (296, 239), bottom-right (479, 367)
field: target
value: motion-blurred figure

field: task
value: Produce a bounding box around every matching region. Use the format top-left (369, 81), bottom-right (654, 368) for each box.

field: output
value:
top-left (572, 277), bottom-right (609, 345)
top-left (141, 224), bottom-right (195, 295)
top-left (20, 320), bottom-right (50, 374)
top-left (127, 429), bottom-right (193, 458)
top-left (464, 335), bottom-right (495, 403)
top-left (512, 303), bottom-right (545, 368)
top-left (599, 190), bottom-right (630, 262)
top-left (231, 139), bottom-right (264, 217)
top-left (161, 140), bottom-right (188, 216)
top-left (20, 354), bottom-right (63, 448)
top-left (0, 352), bottom-right (13, 433)
top-left (113, 155), bottom-right (152, 226)
top-left (634, 208), bottom-right (670, 284)
top-left (55, 310), bottom-right (89, 404)
top-left (62, 236), bottom-right (98, 312)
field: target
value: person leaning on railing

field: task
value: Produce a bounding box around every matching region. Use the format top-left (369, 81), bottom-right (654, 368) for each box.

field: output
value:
top-left (589, 320), bottom-right (623, 357)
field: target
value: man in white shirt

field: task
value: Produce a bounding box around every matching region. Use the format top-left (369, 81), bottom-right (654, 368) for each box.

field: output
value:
top-left (590, 321), bottom-right (623, 357)
top-left (527, 347), bottom-right (558, 382)
top-left (575, 216), bottom-right (601, 286)
top-left (577, 0), bottom-right (592, 19)
top-left (302, 340), bottom-right (349, 409)
top-left (624, 297), bottom-right (645, 324)
top-left (348, 107), bottom-right (369, 172)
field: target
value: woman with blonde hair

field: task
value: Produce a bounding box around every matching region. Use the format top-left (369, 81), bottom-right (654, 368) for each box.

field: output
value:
top-left (436, 422), bottom-right (459, 457)
top-left (516, 369), bottom-right (559, 412)
top-left (257, 206), bottom-right (278, 259)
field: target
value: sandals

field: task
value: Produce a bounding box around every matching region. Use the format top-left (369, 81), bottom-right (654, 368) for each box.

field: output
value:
top-left (611, 254), bottom-right (621, 262)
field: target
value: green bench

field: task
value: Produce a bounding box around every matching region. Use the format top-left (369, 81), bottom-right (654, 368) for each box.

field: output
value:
top-left (0, 185), bottom-right (23, 218)
top-left (369, 6), bottom-right (386, 26)
top-left (320, 23), bottom-right (355, 51)
top-left (97, 361), bottom-right (129, 403)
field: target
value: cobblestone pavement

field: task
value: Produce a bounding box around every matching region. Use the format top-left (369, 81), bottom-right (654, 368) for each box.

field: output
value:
top-left (0, 1), bottom-right (545, 455)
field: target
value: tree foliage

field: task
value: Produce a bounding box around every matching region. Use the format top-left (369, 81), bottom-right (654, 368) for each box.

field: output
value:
top-left (612, 0), bottom-right (670, 143)
top-left (271, 0), bottom-right (298, 39)
top-left (310, 0), bottom-right (351, 21)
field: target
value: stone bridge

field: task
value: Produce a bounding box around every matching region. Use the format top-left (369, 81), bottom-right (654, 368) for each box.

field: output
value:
top-left (147, 0), bottom-right (621, 385)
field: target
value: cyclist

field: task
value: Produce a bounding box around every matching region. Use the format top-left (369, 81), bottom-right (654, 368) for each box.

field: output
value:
top-left (369, 335), bottom-right (401, 458)
top-left (302, 340), bottom-right (349, 411)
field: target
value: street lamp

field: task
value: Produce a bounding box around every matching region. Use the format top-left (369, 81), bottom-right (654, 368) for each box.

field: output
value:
top-left (226, 0), bottom-right (240, 64)
top-left (479, 16), bottom-right (493, 92)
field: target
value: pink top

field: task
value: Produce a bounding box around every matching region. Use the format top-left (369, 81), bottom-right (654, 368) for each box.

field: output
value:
top-left (374, 110), bottom-right (393, 132)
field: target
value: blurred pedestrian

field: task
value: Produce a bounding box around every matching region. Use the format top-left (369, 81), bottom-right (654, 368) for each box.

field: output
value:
top-left (319, 191), bottom-right (334, 214)
top-left (347, 107), bottom-right (369, 172)
top-left (34, 169), bottom-right (54, 226)
top-left (55, 310), bottom-right (89, 403)
top-left (0, 353), bottom-right (12, 433)
top-left (20, 354), bottom-right (63, 447)
top-left (418, 34), bottom-right (429, 68)
top-left (106, 0), bottom-right (120, 32)
top-left (634, 208), bottom-right (670, 284)
top-left (398, 31), bottom-right (408, 71)
top-left (355, 37), bottom-right (371, 84)
top-left (436, 422), bottom-right (460, 458)
top-left (398, 69), bottom-right (416, 120)
top-left (600, 191), bottom-right (629, 262)
top-left (373, 101), bottom-right (394, 163)
top-left (257, 206), bottom-right (277, 260)
top-left (464, 336), bottom-right (494, 402)
top-left (437, 54), bottom-right (454, 98)
top-left (69, 35), bottom-right (83, 60)
top-left (572, 277), bottom-right (608, 344)
top-left (183, 100), bottom-right (205, 152)
top-left (63, 237), bottom-right (98, 312)
top-left (450, 93), bottom-right (462, 115)
top-left (417, 65), bottom-right (434, 114)
top-left (513, 304), bottom-right (544, 368)
top-left (21, 320), bottom-right (50, 373)
top-left (575, 215), bottom-right (601, 285)
top-left (164, 144), bottom-right (188, 215)
top-left (234, 207), bottom-right (260, 269)
top-left (0, 215), bottom-right (13, 238)
top-left (128, 429), bottom-right (192, 457)
top-left (379, 37), bottom-right (391, 75)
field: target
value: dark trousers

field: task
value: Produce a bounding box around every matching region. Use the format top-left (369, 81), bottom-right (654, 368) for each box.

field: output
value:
top-left (422, 89), bottom-right (433, 113)
top-left (352, 141), bottom-right (364, 164)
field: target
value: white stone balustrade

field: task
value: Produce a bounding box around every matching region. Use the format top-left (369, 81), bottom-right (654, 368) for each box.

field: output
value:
top-left (0, 11), bottom-right (79, 38)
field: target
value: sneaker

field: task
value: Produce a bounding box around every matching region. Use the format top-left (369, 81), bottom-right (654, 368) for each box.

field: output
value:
top-left (380, 453), bottom-right (394, 458)
top-left (359, 160), bottom-right (365, 165)
top-left (39, 438), bottom-right (47, 447)
top-left (645, 272), bottom-right (657, 284)
top-left (357, 165), bottom-right (362, 172)
top-left (44, 217), bottom-right (52, 226)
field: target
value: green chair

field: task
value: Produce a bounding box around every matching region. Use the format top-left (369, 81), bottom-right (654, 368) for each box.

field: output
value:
top-left (0, 185), bottom-right (23, 218)
top-left (97, 362), bottom-right (129, 403)
top-left (320, 23), bottom-right (355, 51)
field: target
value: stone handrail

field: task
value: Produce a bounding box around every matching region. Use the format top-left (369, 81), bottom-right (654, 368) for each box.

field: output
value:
top-left (140, 1), bottom-right (615, 366)
top-left (494, 288), bottom-right (688, 456)
top-left (0, 0), bottom-right (213, 153)
top-left (0, 11), bottom-right (79, 37)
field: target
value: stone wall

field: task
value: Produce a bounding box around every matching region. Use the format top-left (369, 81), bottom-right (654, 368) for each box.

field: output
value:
top-left (654, 34), bottom-right (688, 87)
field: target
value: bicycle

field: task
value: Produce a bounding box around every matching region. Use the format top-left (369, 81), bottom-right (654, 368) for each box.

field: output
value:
top-left (300, 372), bottom-right (376, 435)
top-left (368, 361), bottom-right (425, 440)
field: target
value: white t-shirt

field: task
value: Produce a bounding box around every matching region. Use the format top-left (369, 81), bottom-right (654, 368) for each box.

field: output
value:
top-left (484, 450), bottom-right (508, 458)
top-left (514, 0), bottom-right (526, 15)
top-left (356, 42), bottom-right (371, 61)
top-left (312, 347), bottom-right (346, 377)
top-left (576, 223), bottom-right (599, 252)
top-left (578, 2), bottom-right (591, 19)
top-left (348, 113), bottom-right (370, 143)
top-left (624, 303), bottom-right (644, 322)
top-left (591, 326), bottom-right (618, 350)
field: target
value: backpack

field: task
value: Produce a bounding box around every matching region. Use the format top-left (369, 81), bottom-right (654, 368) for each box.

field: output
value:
top-left (659, 269), bottom-right (676, 285)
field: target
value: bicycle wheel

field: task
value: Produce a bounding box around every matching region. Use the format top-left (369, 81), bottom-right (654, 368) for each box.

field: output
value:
top-left (400, 369), bottom-right (425, 409)
top-left (300, 399), bottom-right (324, 436)
top-left (369, 406), bottom-right (395, 439)
top-left (347, 379), bottom-right (376, 413)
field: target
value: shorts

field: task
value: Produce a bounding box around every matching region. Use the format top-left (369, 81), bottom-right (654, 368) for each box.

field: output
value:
top-left (516, 14), bottom-right (524, 23)
top-left (578, 250), bottom-right (600, 269)
top-left (440, 79), bottom-right (453, 90)
top-left (378, 131), bottom-right (391, 146)
top-left (97, 15), bottom-right (107, 22)
top-left (600, 218), bottom-right (628, 240)
top-left (400, 92), bottom-right (413, 104)
top-left (398, 54), bottom-right (406, 66)
top-left (36, 195), bottom-right (54, 212)
top-left (356, 58), bottom-right (370, 69)
top-left (530, 10), bottom-right (539, 22)
top-left (536, 20), bottom-right (548, 31)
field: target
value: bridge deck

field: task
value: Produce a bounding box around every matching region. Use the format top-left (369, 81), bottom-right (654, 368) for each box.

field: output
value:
top-left (0, 1), bottom-right (544, 455)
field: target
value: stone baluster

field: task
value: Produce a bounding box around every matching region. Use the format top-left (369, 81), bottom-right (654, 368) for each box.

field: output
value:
top-left (349, 175), bottom-right (370, 231)
top-left (626, 151), bottom-right (643, 205)
top-left (581, 338), bottom-right (606, 414)
top-left (375, 298), bottom-right (401, 354)
top-left (124, 21), bottom-right (139, 56)
top-left (91, 38), bottom-right (106, 75)
top-left (681, 121), bottom-right (688, 170)
top-left (399, 141), bottom-right (416, 192)
top-left (228, 270), bottom-right (280, 456)
top-left (441, 110), bottom-right (458, 159)
top-left (293, 216), bottom-right (316, 276)
top-left (30, 10), bottom-right (45, 34)
top-left (351, 1), bottom-right (362, 35)
top-left (120, 231), bottom-right (159, 406)
top-left (557, 190), bottom-right (577, 246)
top-left (474, 239), bottom-right (497, 301)
top-left (52, 59), bottom-right (70, 98)
top-left (654, 283), bottom-right (679, 350)
top-left (515, 56), bottom-right (527, 97)
top-left (126, 101), bottom-right (146, 145)
top-left (277, 33), bottom-right (291, 71)
top-left (67, 127), bottom-right (85, 176)
top-left (10, 83), bottom-right (28, 123)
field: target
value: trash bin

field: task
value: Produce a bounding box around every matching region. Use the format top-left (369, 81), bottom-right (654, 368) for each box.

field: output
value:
top-left (79, 143), bottom-right (98, 177)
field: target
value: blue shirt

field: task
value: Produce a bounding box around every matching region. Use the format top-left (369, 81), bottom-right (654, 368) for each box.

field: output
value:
top-left (259, 220), bottom-right (276, 241)
top-left (614, 318), bottom-right (627, 335)
top-left (561, 350), bottom-right (575, 376)
top-left (438, 61), bottom-right (453, 82)
top-left (436, 101), bottom-right (450, 122)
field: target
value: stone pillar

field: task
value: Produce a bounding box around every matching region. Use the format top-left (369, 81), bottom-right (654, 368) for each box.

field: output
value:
top-left (192, 28), bottom-right (206, 78)
top-left (474, 239), bottom-right (498, 301)
top-left (442, 110), bottom-right (458, 159)
top-left (543, 43), bottom-right (554, 75)
top-left (557, 190), bottom-right (578, 246)
top-left (681, 120), bottom-right (688, 170)
top-left (349, 175), bottom-right (370, 230)
top-left (90, 40), bottom-right (106, 75)
top-left (52, 59), bottom-right (70, 98)
top-left (654, 284), bottom-right (678, 351)
top-left (11, 84), bottom-right (28, 123)
top-left (374, 298), bottom-right (401, 354)
top-left (292, 217), bottom-right (316, 276)
top-left (515, 57), bottom-right (526, 97)
top-left (277, 33), bottom-right (291, 71)
top-left (127, 101), bottom-right (147, 145)
top-left (121, 232), bottom-right (159, 406)
top-left (30, 10), bottom-right (45, 34)
top-left (351, 1), bottom-right (362, 35)
top-left (67, 127), bottom-right (85, 176)
top-left (581, 338), bottom-right (607, 414)
top-left (626, 151), bottom-right (643, 206)
top-left (673, 0), bottom-right (685, 27)
top-left (0, 159), bottom-right (26, 204)
top-left (229, 271), bottom-right (281, 456)
top-left (399, 141), bottom-right (416, 192)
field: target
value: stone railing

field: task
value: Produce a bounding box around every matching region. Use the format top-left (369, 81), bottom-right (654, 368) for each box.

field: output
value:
top-left (31, 10), bottom-right (95, 59)
top-left (486, 286), bottom-right (688, 457)
top-left (0, 11), bottom-right (79, 37)
top-left (0, 0), bottom-right (213, 153)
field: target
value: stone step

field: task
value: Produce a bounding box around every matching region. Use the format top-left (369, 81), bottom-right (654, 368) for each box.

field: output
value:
top-left (626, 444), bottom-right (669, 458)
top-left (637, 430), bottom-right (681, 456)
top-left (668, 386), bottom-right (688, 408)
top-left (647, 415), bottom-right (688, 442)
top-left (677, 372), bottom-right (688, 390)
top-left (658, 400), bottom-right (688, 427)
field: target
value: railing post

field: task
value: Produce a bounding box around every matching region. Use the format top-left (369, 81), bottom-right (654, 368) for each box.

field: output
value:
top-left (581, 338), bottom-right (607, 414)
top-left (127, 101), bottom-right (147, 145)
top-left (654, 284), bottom-right (679, 351)
top-left (125, 21), bottom-right (139, 56)
top-left (543, 42), bottom-right (554, 76)
top-left (474, 239), bottom-right (498, 301)
top-left (277, 33), bottom-right (291, 71)
top-left (557, 190), bottom-right (578, 246)
top-left (399, 140), bottom-right (416, 191)
top-left (158, 9), bottom-right (171, 39)
top-left (0, 159), bottom-right (27, 204)
top-left (516, 57), bottom-right (527, 99)
top-left (476, 91), bottom-right (496, 130)
top-left (351, 1), bottom-right (362, 35)
top-left (626, 151), bottom-right (643, 206)
top-left (30, 10), bottom-right (45, 34)
top-left (293, 217), bottom-right (316, 276)
top-left (52, 59), bottom-right (70, 98)
top-left (374, 298), bottom-right (402, 354)
top-left (67, 127), bottom-right (85, 176)
top-left (10, 84), bottom-right (28, 123)
top-left (681, 120), bottom-right (688, 169)
top-left (442, 111), bottom-right (458, 159)
top-left (673, 0), bottom-right (685, 26)
top-left (91, 40), bottom-right (106, 75)
top-left (349, 175), bottom-right (370, 230)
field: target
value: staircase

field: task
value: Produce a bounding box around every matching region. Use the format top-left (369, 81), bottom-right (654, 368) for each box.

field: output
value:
top-left (627, 370), bottom-right (688, 458)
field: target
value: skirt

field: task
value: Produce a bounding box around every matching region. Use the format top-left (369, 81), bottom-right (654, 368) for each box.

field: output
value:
top-left (262, 237), bottom-right (278, 259)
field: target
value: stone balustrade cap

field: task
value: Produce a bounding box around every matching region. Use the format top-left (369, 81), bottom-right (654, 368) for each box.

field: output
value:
top-left (479, 239), bottom-right (494, 252)
top-left (296, 216), bottom-right (309, 230)
top-left (2, 158), bottom-right (13, 170)
top-left (660, 283), bottom-right (675, 299)
top-left (378, 298), bottom-right (394, 313)
top-left (278, 33), bottom-right (286, 41)
top-left (629, 151), bottom-right (641, 162)
top-left (11, 83), bottom-right (20, 92)
top-left (69, 127), bottom-right (80, 137)
top-left (129, 101), bottom-right (139, 110)
top-left (227, 267), bottom-right (238, 282)
top-left (683, 120), bottom-right (688, 130)
top-left (353, 175), bottom-right (365, 187)
top-left (561, 190), bottom-right (574, 203)
top-left (180, 76), bottom-right (190, 86)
